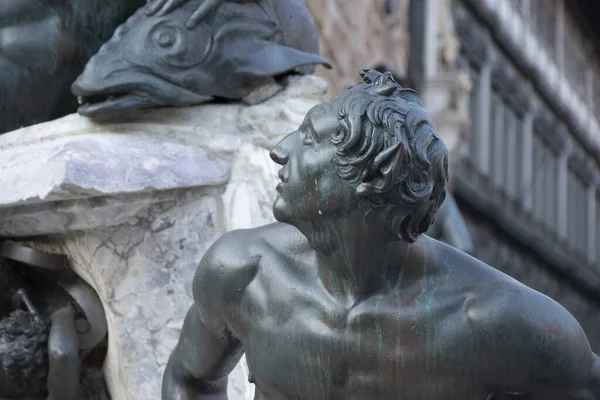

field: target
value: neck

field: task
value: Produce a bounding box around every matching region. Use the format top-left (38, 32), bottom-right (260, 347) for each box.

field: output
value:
top-left (294, 212), bottom-right (424, 301)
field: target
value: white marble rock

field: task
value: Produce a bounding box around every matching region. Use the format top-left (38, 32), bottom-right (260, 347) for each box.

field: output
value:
top-left (0, 75), bottom-right (329, 400)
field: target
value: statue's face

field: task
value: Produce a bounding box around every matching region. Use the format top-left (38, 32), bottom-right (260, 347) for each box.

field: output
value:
top-left (270, 98), bottom-right (359, 225)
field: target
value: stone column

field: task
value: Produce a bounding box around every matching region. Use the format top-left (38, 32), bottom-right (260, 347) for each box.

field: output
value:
top-left (423, 0), bottom-right (439, 80)
top-left (555, 0), bottom-right (565, 73)
top-left (521, 99), bottom-right (538, 211)
top-left (474, 50), bottom-right (495, 177)
top-left (557, 133), bottom-right (571, 240)
top-left (587, 181), bottom-right (597, 264)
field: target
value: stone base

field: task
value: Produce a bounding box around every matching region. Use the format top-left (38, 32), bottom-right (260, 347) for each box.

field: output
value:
top-left (0, 75), bottom-right (329, 400)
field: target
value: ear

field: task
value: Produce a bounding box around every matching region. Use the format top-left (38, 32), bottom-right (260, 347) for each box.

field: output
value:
top-left (228, 40), bottom-right (332, 77)
top-left (356, 143), bottom-right (405, 197)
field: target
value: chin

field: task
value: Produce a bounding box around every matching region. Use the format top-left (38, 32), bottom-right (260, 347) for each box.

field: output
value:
top-left (272, 198), bottom-right (289, 223)
top-left (272, 196), bottom-right (299, 225)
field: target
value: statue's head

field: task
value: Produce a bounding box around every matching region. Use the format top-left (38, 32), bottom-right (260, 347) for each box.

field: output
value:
top-left (0, 310), bottom-right (49, 398)
top-left (270, 69), bottom-right (448, 243)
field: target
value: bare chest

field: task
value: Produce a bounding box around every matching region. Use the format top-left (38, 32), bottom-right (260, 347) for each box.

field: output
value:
top-left (232, 278), bottom-right (484, 399)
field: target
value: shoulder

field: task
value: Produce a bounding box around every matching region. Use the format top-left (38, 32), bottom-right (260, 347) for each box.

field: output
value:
top-left (192, 222), bottom-right (304, 306)
top-left (467, 280), bottom-right (587, 342)
top-left (464, 279), bottom-right (595, 386)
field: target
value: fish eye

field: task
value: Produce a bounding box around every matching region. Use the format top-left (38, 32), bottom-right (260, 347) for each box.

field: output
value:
top-left (152, 26), bottom-right (180, 48)
top-left (157, 32), bottom-right (175, 47)
top-left (139, 20), bottom-right (211, 68)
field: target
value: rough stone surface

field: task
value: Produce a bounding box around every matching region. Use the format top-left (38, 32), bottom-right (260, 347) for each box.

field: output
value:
top-left (0, 75), bottom-right (329, 400)
top-left (306, 0), bottom-right (410, 95)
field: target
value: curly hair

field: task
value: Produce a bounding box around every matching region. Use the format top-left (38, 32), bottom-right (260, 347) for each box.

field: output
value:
top-left (331, 69), bottom-right (448, 242)
top-left (0, 309), bottom-right (49, 397)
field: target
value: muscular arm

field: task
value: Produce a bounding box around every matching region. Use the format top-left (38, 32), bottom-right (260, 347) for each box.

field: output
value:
top-left (530, 338), bottom-right (600, 399)
top-left (473, 283), bottom-right (600, 399)
top-left (162, 234), bottom-right (249, 400)
top-left (162, 306), bottom-right (243, 400)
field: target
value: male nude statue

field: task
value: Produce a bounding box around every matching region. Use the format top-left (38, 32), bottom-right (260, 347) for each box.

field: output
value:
top-left (162, 70), bottom-right (600, 399)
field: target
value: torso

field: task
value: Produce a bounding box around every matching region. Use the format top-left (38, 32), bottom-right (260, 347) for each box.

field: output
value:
top-left (211, 224), bottom-right (536, 399)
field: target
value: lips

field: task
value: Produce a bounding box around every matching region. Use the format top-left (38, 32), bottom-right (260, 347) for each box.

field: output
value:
top-left (277, 169), bottom-right (288, 183)
top-left (276, 168), bottom-right (288, 193)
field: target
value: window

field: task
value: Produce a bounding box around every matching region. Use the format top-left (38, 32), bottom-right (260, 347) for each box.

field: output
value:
top-left (544, 150), bottom-right (558, 235)
top-left (503, 109), bottom-right (523, 203)
top-left (513, 117), bottom-right (525, 201)
top-left (531, 135), bottom-right (546, 229)
top-left (594, 68), bottom-right (600, 121)
top-left (567, 169), bottom-right (588, 258)
top-left (463, 65), bottom-right (481, 162)
top-left (487, 87), bottom-right (525, 209)
top-left (530, 131), bottom-right (559, 235)
top-left (490, 93), bottom-right (504, 190)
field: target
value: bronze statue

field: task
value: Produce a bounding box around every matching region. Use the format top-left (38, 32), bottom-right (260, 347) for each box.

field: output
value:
top-left (163, 69), bottom-right (600, 399)
top-left (71, 0), bottom-right (331, 120)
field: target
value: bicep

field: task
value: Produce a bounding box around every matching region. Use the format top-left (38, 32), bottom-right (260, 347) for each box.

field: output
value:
top-left (166, 230), bottom-right (254, 389)
top-left (525, 316), bottom-right (600, 399)
top-left (170, 303), bottom-right (244, 387)
top-left (474, 286), bottom-right (600, 399)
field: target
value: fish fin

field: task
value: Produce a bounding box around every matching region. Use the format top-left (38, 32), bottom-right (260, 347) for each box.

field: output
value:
top-left (231, 41), bottom-right (332, 78)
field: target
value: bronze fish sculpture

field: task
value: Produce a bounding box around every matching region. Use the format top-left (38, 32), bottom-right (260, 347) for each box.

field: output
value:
top-left (72, 0), bottom-right (331, 120)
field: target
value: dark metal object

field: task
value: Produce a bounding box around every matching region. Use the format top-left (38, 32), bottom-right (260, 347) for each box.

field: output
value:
top-left (162, 70), bottom-right (600, 399)
top-left (1, 241), bottom-right (107, 349)
top-left (0, 247), bottom-right (110, 399)
top-left (47, 303), bottom-right (81, 400)
top-left (2, 240), bottom-right (66, 270)
top-left (11, 288), bottom-right (42, 322)
top-left (0, 307), bottom-right (50, 398)
top-left (0, 0), bottom-right (146, 134)
top-left (56, 272), bottom-right (108, 350)
top-left (71, 0), bottom-right (331, 120)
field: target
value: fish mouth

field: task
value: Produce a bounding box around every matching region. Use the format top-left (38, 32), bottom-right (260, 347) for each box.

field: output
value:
top-left (75, 92), bottom-right (155, 120)
top-left (72, 75), bottom-right (162, 120)
top-left (72, 72), bottom-right (214, 121)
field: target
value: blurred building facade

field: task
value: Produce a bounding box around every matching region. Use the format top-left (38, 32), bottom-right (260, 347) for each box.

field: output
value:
top-left (306, 0), bottom-right (600, 351)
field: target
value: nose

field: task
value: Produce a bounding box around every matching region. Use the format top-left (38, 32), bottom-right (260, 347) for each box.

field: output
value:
top-left (270, 138), bottom-right (290, 166)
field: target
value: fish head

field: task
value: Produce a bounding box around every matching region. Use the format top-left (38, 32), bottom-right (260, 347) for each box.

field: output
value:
top-left (72, 0), bottom-right (331, 120)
